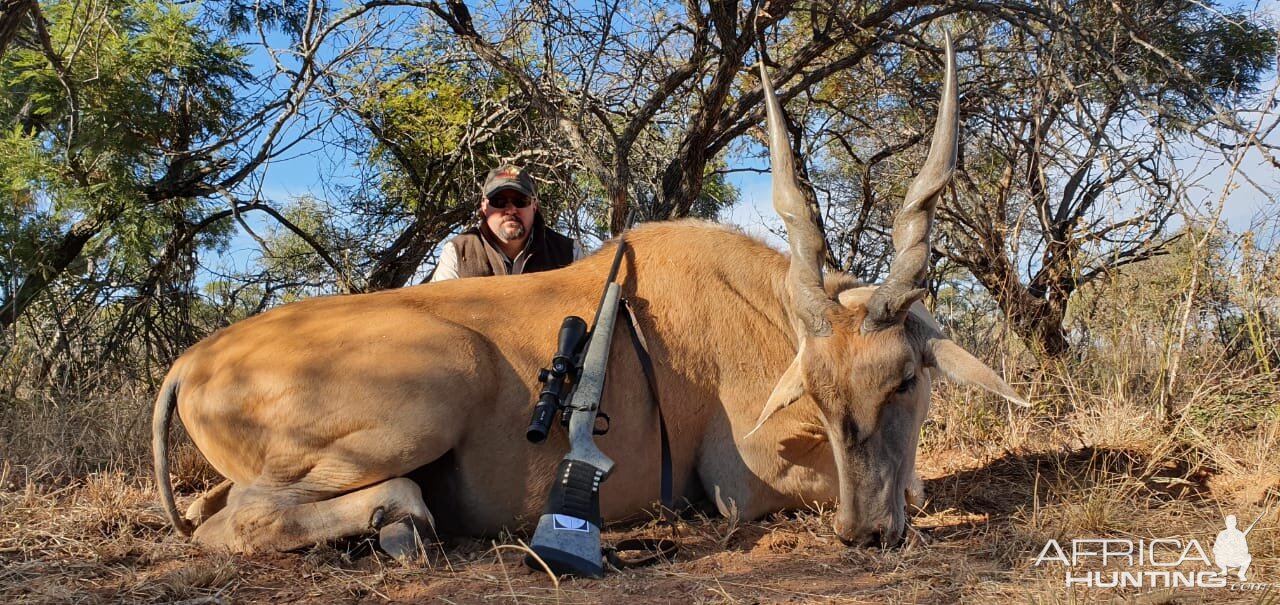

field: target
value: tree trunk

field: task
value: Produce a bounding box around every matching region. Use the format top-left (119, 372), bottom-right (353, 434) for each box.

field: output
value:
top-left (0, 0), bottom-right (34, 58)
top-left (607, 163), bottom-right (631, 236)
top-left (658, 147), bottom-right (706, 220)
top-left (0, 216), bottom-right (105, 332)
top-left (963, 253), bottom-right (1072, 358)
top-left (366, 221), bottom-right (450, 291)
top-left (1004, 293), bottom-right (1070, 358)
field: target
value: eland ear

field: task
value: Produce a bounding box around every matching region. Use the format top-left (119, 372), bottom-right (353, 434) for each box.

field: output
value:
top-left (744, 344), bottom-right (807, 438)
top-left (929, 338), bottom-right (1030, 407)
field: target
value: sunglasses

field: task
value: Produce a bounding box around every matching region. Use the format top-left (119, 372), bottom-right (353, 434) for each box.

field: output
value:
top-left (488, 195), bottom-right (532, 209)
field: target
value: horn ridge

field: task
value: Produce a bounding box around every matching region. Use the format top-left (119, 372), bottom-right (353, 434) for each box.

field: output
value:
top-left (759, 57), bottom-right (834, 338)
top-left (863, 32), bottom-right (959, 334)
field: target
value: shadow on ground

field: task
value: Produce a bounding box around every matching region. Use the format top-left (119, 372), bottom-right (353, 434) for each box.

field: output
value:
top-left (921, 445), bottom-right (1214, 520)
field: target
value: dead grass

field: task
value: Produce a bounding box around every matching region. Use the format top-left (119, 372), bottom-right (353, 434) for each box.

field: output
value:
top-left (0, 376), bottom-right (156, 481)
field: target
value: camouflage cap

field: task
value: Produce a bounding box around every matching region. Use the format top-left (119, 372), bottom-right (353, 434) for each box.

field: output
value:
top-left (482, 165), bottom-right (536, 199)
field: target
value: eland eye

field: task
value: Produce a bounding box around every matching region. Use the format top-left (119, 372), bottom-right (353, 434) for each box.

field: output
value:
top-left (895, 374), bottom-right (917, 394)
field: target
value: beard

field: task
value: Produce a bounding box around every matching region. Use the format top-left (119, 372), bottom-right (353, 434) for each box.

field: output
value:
top-left (494, 217), bottom-right (527, 242)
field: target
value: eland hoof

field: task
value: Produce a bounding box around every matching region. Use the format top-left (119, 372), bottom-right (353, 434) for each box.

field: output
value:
top-left (378, 516), bottom-right (430, 562)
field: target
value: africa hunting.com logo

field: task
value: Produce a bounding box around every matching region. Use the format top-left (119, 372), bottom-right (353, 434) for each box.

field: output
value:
top-left (1033, 513), bottom-right (1268, 590)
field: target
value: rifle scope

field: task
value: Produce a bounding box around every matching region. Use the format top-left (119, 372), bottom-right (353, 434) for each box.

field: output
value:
top-left (527, 315), bottom-right (588, 443)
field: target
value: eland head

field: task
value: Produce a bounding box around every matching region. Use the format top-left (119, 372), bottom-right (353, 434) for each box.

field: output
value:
top-left (750, 34), bottom-right (1029, 547)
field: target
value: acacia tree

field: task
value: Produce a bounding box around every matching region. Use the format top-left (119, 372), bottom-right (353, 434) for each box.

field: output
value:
top-left (311, 0), bottom-right (1273, 337)
top-left (419, 0), bottom-right (747, 234)
top-left (939, 1), bottom-right (1275, 356)
top-left (0, 0), bottom-right (407, 342)
top-left (5, 0), bottom-right (1273, 368)
top-left (316, 27), bottom-right (582, 290)
top-left (418, 0), bottom-right (986, 235)
top-left (0, 0), bottom-right (253, 340)
top-left (791, 1), bottom-right (1275, 357)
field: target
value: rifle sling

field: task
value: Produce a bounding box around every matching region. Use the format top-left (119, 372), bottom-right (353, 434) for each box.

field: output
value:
top-left (604, 298), bottom-right (678, 570)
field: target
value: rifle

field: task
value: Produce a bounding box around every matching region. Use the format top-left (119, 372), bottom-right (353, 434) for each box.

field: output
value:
top-left (525, 237), bottom-right (627, 577)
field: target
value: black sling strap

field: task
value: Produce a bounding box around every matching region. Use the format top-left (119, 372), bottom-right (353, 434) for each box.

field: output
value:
top-left (603, 299), bottom-right (678, 570)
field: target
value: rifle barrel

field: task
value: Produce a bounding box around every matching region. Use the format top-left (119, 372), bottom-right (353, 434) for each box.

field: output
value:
top-left (591, 236), bottom-right (627, 333)
top-left (606, 236), bottom-right (626, 284)
top-left (1243, 511), bottom-right (1266, 535)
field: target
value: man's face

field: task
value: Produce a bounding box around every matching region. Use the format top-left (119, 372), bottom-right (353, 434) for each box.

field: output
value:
top-left (482, 189), bottom-right (536, 245)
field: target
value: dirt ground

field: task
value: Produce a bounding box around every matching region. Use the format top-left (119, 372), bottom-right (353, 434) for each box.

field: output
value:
top-left (3, 442), bottom-right (1277, 605)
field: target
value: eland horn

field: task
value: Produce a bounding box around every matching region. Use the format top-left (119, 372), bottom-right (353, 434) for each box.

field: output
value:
top-left (759, 55), bottom-right (836, 338)
top-left (862, 33), bottom-right (959, 334)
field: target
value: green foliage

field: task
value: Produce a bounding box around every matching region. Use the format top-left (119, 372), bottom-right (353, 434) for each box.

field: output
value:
top-left (366, 51), bottom-right (487, 159)
top-left (1070, 228), bottom-right (1229, 343)
top-left (342, 35), bottom-right (520, 217)
top-left (209, 0), bottom-right (313, 37)
top-left (2, 0), bottom-right (248, 189)
top-left (0, 0), bottom-right (250, 310)
top-left (260, 197), bottom-right (348, 290)
top-left (0, 129), bottom-right (61, 272)
top-left (1070, 0), bottom-right (1276, 118)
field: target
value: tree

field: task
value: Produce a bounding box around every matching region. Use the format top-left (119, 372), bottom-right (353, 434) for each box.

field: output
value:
top-left (940, 1), bottom-right (1275, 356)
top-left (791, 1), bottom-right (1275, 356)
top-left (317, 27), bottom-right (570, 290)
top-left (421, 0), bottom-right (939, 235)
top-left (0, 0), bottom-right (398, 337)
top-left (1, 0), bottom-right (251, 335)
top-left (4, 0), bottom-right (1273, 369)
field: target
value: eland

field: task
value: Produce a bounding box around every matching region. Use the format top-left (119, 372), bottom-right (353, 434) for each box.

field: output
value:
top-left (153, 35), bottom-right (1026, 557)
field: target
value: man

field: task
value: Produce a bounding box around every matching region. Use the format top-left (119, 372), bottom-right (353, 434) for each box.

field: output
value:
top-left (1213, 514), bottom-right (1252, 581)
top-left (430, 165), bottom-right (579, 282)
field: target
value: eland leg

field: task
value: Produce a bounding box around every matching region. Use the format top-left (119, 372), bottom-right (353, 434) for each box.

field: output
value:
top-left (185, 479), bottom-right (234, 527)
top-left (191, 477), bottom-right (433, 559)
